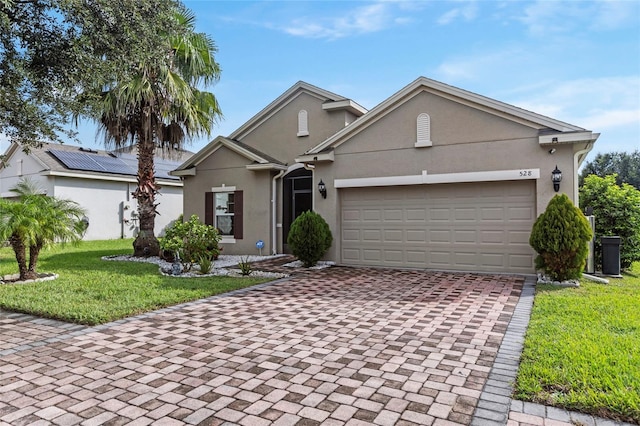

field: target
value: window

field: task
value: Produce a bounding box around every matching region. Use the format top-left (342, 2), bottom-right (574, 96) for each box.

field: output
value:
top-left (416, 113), bottom-right (432, 147)
top-left (205, 189), bottom-right (243, 240)
top-left (215, 192), bottom-right (235, 236)
top-left (297, 110), bottom-right (309, 137)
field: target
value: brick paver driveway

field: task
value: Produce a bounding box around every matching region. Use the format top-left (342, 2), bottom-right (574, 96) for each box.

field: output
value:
top-left (1, 266), bottom-right (523, 425)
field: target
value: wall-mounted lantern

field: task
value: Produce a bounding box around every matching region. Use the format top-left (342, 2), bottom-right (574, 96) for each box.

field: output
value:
top-left (318, 180), bottom-right (327, 199)
top-left (551, 165), bottom-right (562, 192)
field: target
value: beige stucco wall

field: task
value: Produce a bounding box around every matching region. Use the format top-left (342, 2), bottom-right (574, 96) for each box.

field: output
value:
top-left (182, 146), bottom-right (274, 255)
top-left (239, 92), bottom-right (352, 164)
top-left (312, 91), bottom-right (583, 262)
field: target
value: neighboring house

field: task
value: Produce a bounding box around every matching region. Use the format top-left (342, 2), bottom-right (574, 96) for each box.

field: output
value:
top-left (173, 77), bottom-right (599, 274)
top-left (0, 142), bottom-right (191, 240)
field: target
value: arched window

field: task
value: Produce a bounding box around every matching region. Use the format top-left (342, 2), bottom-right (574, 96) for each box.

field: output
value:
top-left (297, 110), bottom-right (309, 137)
top-left (416, 113), bottom-right (432, 147)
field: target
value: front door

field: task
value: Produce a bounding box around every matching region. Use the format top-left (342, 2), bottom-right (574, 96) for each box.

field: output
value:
top-left (283, 168), bottom-right (312, 253)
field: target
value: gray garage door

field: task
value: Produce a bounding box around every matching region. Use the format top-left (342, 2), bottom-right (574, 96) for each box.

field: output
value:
top-left (340, 180), bottom-right (536, 273)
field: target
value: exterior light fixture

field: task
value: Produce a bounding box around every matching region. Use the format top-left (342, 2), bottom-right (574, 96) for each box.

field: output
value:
top-left (551, 165), bottom-right (562, 192)
top-left (318, 180), bottom-right (327, 199)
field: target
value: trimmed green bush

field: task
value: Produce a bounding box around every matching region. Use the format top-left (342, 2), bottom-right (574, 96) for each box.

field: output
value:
top-left (160, 215), bottom-right (221, 272)
top-left (529, 194), bottom-right (592, 281)
top-left (579, 174), bottom-right (640, 270)
top-left (287, 211), bottom-right (333, 267)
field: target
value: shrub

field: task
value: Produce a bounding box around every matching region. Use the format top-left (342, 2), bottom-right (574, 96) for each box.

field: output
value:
top-left (160, 215), bottom-right (221, 272)
top-left (238, 257), bottom-right (252, 276)
top-left (579, 174), bottom-right (640, 270)
top-left (197, 254), bottom-right (213, 274)
top-left (529, 194), bottom-right (592, 281)
top-left (287, 211), bottom-right (333, 267)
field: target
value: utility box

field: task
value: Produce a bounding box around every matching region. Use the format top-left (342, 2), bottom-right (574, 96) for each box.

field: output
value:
top-left (601, 236), bottom-right (622, 277)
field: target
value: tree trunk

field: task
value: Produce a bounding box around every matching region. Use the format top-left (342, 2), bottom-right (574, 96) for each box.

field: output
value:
top-left (28, 243), bottom-right (42, 276)
top-left (132, 135), bottom-right (160, 257)
top-left (10, 234), bottom-right (36, 281)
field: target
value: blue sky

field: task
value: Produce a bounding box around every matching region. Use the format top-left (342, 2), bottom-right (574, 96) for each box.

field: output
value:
top-left (10, 0), bottom-right (640, 163)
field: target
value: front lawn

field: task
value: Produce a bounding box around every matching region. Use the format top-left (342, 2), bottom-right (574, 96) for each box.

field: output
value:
top-left (514, 262), bottom-right (640, 424)
top-left (0, 239), bottom-right (270, 325)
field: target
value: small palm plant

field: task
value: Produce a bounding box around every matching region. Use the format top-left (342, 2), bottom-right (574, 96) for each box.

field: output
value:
top-left (0, 178), bottom-right (87, 281)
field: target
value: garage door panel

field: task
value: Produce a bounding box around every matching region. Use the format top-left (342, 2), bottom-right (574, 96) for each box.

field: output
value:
top-left (384, 209), bottom-right (403, 221)
top-left (384, 229), bottom-right (403, 242)
top-left (340, 181), bottom-right (536, 273)
top-left (508, 206), bottom-right (535, 221)
top-left (363, 209), bottom-right (382, 221)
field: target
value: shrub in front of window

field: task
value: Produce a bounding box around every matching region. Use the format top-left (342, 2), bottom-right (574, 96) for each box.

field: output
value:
top-left (160, 215), bottom-right (221, 272)
top-left (287, 211), bottom-right (333, 267)
top-left (529, 194), bottom-right (592, 281)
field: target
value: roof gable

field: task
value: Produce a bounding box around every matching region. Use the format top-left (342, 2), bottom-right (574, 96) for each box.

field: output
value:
top-left (304, 76), bottom-right (588, 155)
top-left (171, 136), bottom-right (286, 175)
top-left (230, 81), bottom-right (366, 140)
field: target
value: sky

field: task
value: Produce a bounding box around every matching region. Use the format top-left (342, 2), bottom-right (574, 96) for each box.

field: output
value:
top-left (7, 0), bottom-right (640, 164)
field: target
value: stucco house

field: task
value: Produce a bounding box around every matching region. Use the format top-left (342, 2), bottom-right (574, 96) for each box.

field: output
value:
top-left (173, 77), bottom-right (599, 274)
top-left (0, 142), bottom-right (190, 240)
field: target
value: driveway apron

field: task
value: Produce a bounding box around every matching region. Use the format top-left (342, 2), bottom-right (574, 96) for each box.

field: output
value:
top-left (0, 267), bottom-right (523, 425)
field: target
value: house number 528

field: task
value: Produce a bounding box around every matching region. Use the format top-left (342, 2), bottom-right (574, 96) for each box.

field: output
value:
top-left (519, 170), bottom-right (533, 177)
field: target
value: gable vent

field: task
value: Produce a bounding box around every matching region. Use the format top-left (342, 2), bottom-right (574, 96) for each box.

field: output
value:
top-left (297, 110), bottom-right (309, 137)
top-left (416, 113), bottom-right (432, 147)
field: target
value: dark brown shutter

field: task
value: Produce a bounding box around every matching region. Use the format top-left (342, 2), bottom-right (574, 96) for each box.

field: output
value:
top-left (234, 190), bottom-right (243, 239)
top-left (204, 192), bottom-right (213, 226)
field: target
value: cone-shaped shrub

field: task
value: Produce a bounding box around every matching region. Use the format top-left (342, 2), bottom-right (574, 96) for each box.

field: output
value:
top-left (287, 211), bottom-right (333, 267)
top-left (529, 194), bottom-right (593, 281)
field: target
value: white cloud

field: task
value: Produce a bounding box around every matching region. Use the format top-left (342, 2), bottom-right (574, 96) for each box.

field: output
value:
top-left (508, 76), bottom-right (640, 127)
top-left (281, 1), bottom-right (416, 40)
top-left (519, 0), bottom-right (638, 37)
top-left (437, 1), bottom-right (479, 25)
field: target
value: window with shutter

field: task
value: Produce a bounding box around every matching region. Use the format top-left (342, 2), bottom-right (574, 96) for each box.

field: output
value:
top-left (205, 188), bottom-right (243, 241)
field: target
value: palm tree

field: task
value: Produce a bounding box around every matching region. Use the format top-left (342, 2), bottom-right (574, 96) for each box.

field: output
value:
top-left (92, 6), bottom-right (221, 256)
top-left (0, 179), bottom-right (87, 281)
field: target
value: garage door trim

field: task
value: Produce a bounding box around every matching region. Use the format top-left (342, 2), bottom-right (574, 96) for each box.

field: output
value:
top-left (335, 168), bottom-right (540, 188)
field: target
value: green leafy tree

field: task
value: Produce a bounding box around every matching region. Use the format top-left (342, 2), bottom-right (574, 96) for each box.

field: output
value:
top-left (160, 215), bottom-right (221, 272)
top-left (529, 194), bottom-right (592, 281)
top-left (579, 150), bottom-right (640, 190)
top-left (287, 211), bottom-right (333, 268)
top-left (0, 179), bottom-right (87, 280)
top-left (580, 174), bottom-right (640, 270)
top-left (0, 0), bottom-right (181, 151)
top-left (87, 6), bottom-right (222, 257)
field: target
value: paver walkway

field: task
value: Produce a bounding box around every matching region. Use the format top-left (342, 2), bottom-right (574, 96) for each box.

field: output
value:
top-left (3, 263), bottom-right (634, 426)
top-left (1, 266), bottom-right (523, 425)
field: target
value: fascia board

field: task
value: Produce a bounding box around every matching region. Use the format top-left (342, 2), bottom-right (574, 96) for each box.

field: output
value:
top-left (322, 99), bottom-right (367, 116)
top-left (245, 163), bottom-right (288, 171)
top-left (539, 131), bottom-right (600, 145)
top-left (174, 136), bottom-right (269, 172)
top-left (173, 136), bottom-right (224, 171)
top-left (294, 151), bottom-right (335, 164)
top-left (45, 170), bottom-right (183, 186)
top-left (170, 167), bottom-right (196, 176)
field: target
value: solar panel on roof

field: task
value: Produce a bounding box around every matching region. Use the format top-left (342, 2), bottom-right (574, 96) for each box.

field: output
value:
top-left (49, 150), bottom-right (105, 173)
top-left (49, 149), bottom-right (180, 180)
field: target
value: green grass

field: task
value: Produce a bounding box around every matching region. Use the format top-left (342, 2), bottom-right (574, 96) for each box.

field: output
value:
top-left (514, 262), bottom-right (640, 424)
top-left (0, 239), bottom-right (270, 325)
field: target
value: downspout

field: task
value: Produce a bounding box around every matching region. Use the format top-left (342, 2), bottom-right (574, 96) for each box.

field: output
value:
top-left (574, 142), bottom-right (594, 207)
top-left (271, 170), bottom-right (285, 255)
